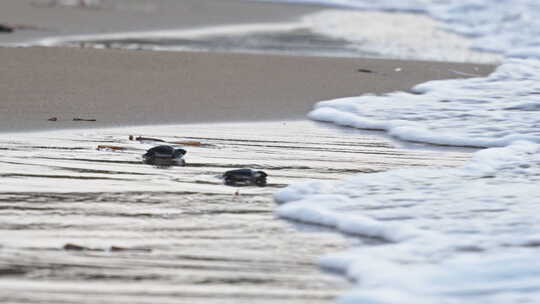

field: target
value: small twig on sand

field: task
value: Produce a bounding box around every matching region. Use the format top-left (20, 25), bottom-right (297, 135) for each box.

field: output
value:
top-left (0, 23), bottom-right (50, 33)
top-left (171, 140), bottom-right (202, 146)
top-left (129, 135), bottom-right (205, 146)
top-left (63, 243), bottom-right (151, 252)
top-left (129, 135), bottom-right (166, 142)
top-left (97, 145), bottom-right (126, 151)
top-left (357, 68), bottom-right (374, 73)
top-left (73, 117), bottom-right (97, 122)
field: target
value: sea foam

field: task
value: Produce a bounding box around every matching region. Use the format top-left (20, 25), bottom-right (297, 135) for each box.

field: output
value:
top-left (269, 0), bottom-right (540, 302)
top-left (300, 0), bottom-right (540, 147)
top-left (309, 58), bottom-right (540, 148)
top-left (275, 141), bottom-right (540, 303)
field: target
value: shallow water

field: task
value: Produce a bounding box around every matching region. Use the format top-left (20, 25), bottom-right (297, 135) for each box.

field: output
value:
top-left (0, 120), bottom-right (472, 303)
top-left (34, 27), bottom-right (364, 59)
top-left (17, 0), bottom-right (499, 62)
top-left (262, 1), bottom-right (540, 302)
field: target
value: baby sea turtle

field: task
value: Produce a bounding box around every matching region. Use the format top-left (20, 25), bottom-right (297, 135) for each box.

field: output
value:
top-left (142, 145), bottom-right (186, 166)
top-left (0, 24), bottom-right (14, 33)
top-left (223, 169), bottom-right (267, 187)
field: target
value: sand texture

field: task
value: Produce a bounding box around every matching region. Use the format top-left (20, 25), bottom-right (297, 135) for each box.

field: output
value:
top-left (0, 121), bottom-right (476, 304)
top-left (0, 47), bottom-right (494, 132)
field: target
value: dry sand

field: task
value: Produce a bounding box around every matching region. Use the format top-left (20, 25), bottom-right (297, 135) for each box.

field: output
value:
top-left (0, 46), bottom-right (494, 132)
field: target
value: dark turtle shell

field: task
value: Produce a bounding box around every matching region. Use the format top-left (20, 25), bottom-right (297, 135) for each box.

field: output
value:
top-left (223, 169), bottom-right (267, 187)
top-left (142, 145), bottom-right (186, 166)
top-left (0, 24), bottom-right (14, 33)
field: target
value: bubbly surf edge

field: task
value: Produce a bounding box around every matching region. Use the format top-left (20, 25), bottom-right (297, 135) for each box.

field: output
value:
top-left (268, 1), bottom-right (540, 302)
top-left (274, 141), bottom-right (540, 303)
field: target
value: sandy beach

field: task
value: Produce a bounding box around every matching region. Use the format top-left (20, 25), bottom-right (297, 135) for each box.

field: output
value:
top-left (0, 0), bottom-right (496, 132)
top-left (0, 47), bottom-right (494, 132)
top-left (0, 1), bottom-right (500, 303)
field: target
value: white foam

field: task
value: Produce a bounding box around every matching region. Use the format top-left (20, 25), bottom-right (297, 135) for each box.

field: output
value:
top-left (277, 198), bottom-right (423, 242)
top-left (275, 141), bottom-right (540, 302)
top-left (264, 0), bottom-right (540, 302)
top-left (308, 58), bottom-right (540, 148)
top-left (332, 252), bottom-right (540, 303)
top-left (253, 1), bottom-right (540, 148)
top-left (257, 0), bottom-right (540, 147)
top-left (22, 1), bottom-right (502, 62)
top-left (25, 22), bottom-right (305, 48)
top-left (301, 10), bottom-right (501, 63)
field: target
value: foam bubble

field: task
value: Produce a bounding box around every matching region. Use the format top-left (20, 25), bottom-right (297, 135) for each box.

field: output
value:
top-left (275, 141), bottom-right (540, 302)
top-left (309, 58), bottom-right (540, 148)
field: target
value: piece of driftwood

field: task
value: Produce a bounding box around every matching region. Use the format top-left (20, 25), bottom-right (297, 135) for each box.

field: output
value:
top-left (73, 117), bottom-right (97, 122)
top-left (63, 243), bottom-right (151, 252)
top-left (129, 135), bottom-right (165, 142)
top-left (97, 145), bottom-right (126, 151)
top-left (171, 140), bottom-right (202, 146)
top-left (357, 68), bottom-right (374, 73)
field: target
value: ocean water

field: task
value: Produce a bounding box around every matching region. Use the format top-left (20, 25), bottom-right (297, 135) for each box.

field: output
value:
top-left (20, 1), bottom-right (498, 62)
top-left (266, 0), bottom-right (540, 303)
top-left (276, 141), bottom-right (540, 303)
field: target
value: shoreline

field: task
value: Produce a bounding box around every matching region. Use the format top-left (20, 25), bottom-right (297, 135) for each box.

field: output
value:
top-left (0, 0), bottom-right (501, 63)
top-left (0, 0), bottom-right (325, 45)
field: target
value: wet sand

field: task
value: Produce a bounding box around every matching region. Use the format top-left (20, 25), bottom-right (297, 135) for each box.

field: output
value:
top-left (0, 121), bottom-right (476, 303)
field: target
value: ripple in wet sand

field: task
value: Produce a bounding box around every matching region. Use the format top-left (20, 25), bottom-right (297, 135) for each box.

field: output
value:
top-left (0, 121), bottom-right (474, 303)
